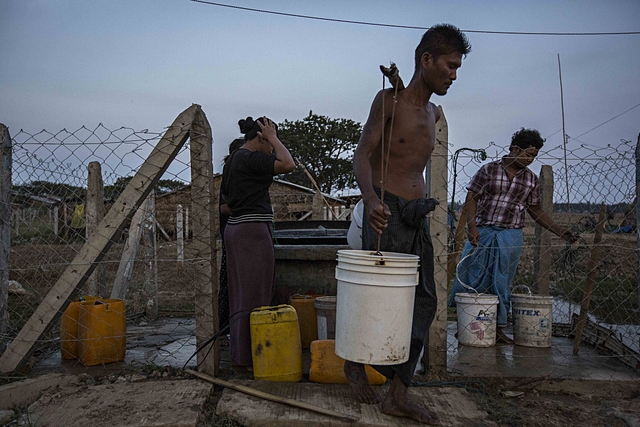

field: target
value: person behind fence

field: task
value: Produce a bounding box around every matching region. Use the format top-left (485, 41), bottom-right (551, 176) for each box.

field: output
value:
top-left (448, 128), bottom-right (577, 344)
top-left (218, 137), bottom-right (245, 346)
top-left (350, 24), bottom-right (471, 426)
top-left (220, 116), bottom-right (295, 371)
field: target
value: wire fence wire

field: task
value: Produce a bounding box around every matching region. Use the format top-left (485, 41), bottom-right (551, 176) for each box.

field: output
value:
top-left (1, 122), bottom-right (638, 383)
top-left (447, 138), bottom-right (639, 379)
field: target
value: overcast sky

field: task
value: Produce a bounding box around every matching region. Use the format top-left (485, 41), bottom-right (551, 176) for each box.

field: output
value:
top-left (1, 0), bottom-right (639, 180)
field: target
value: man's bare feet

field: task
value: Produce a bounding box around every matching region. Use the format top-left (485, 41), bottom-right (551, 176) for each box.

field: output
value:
top-left (496, 327), bottom-right (514, 344)
top-left (344, 361), bottom-right (381, 404)
top-left (381, 374), bottom-right (439, 425)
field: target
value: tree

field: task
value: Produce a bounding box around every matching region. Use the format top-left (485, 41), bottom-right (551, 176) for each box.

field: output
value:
top-left (278, 111), bottom-right (361, 195)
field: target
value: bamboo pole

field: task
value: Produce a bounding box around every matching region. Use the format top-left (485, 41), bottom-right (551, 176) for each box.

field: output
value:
top-left (184, 369), bottom-right (359, 423)
top-left (573, 204), bottom-right (607, 355)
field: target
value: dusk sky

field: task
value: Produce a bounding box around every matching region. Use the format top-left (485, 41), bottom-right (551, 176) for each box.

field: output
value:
top-left (2, 0), bottom-right (639, 182)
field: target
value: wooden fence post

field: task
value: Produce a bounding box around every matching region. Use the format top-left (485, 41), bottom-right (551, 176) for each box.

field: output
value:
top-left (427, 106), bottom-right (449, 374)
top-left (573, 204), bottom-right (607, 355)
top-left (636, 133), bottom-right (640, 306)
top-left (189, 105), bottom-right (219, 376)
top-left (141, 192), bottom-right (158, 319)
top-left (0, 124), bottom-right (12, 342)
top-left (176, 204), bottom-right (184, 268)
top-left (533, 165), bottom-right (554, 295)
top-left (86, 161), bottom-right (106, 297)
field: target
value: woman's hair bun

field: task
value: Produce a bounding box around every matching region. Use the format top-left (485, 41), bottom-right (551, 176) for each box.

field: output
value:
top-left (238, 117), bottom-right (254, 134)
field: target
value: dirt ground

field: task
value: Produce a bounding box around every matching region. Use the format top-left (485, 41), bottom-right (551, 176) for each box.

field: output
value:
top-left (6, 365), bottom-right (638, 427)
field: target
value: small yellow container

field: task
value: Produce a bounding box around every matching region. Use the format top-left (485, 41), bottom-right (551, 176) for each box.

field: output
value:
top-left (289, 294), bottom-right (320, 347)
top-left (60, 295), bottom-right (100, 360)
top-left (309, 339), bottom-right (386, 385)
top-left (77, 299), bottom-right (126, 366)
top-left (250, 304), bottom-right (302, 382)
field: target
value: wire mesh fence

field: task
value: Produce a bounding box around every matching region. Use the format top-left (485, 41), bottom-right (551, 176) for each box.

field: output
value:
top-left (1, 114), bottom-right (638, 383)
top-left (0, 107), bottom-right (220, 379)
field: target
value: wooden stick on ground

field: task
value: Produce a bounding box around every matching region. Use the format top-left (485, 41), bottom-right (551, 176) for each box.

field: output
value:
top-left (573, 204), bottom-right (607, 355)
top-left (184, 369), bottom-right (359, 423)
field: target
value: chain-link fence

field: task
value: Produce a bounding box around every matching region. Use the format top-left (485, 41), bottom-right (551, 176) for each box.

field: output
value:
top-left (447, 137), bottom-right (639, 379)
top-left (0, 106), bottom-right (220, 379)
top-left (1, 112), bottom-right (638, 383)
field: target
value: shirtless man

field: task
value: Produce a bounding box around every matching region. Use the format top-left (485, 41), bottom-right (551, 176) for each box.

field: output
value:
top-left (348, 24), bottom-right (471, 425)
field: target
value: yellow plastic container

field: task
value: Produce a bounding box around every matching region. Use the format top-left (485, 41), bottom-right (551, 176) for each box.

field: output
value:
top-left (250, 304), bottom-right (302, 382)
top-left (289, 294), bottom-right (320, 347)
top-left (309, 339), bottom-right (386, 385)
top-left (59, 295), bottom-right (100, 360)
top-left (77, 299), bottom-right (126, 366)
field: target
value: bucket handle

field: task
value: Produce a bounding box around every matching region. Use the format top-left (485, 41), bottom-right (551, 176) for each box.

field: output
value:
top-left (511, 284), bottom-right (532, 296)
top-left (455, 245), bottom-right (480, 294)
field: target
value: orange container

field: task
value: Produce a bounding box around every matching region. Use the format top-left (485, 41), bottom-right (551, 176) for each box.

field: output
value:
top-left (289, 294), bottom-right (320, 347)
top-left (60, 295), bottom-right (100, 359)
top-left (309, 339), bottom-right (386, 385)
top-left (77, 299), bottom-right (126, 366)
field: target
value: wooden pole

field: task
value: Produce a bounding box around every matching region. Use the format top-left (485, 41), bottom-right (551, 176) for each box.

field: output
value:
top-left (176, 204), bottom-right (184, 268)
top-left (427, 106), bottom-right (448, 374)
top-left (184, 369), bottom-right (359, 423)
top-left (110, 196), bottom-right (153, 300)
top-left (142, 191), bottom-right (158, 319)
top-left (533, 165), bottom-right (554, 295)
top-left (189, 106), bottom-right (219, 376)
top-left (86, 161), bottom-right (106, 297)
top-left (0, 105), bottom-right (197, 373)
top-left (0, 124), bottom-right (12, 341)
top-left (573, 204), bottom-right (607, 355)
top-left (636, 133), bottom-right (640, 306)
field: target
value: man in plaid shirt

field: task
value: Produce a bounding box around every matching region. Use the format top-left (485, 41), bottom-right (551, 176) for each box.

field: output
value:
top-left (449, 128), bottom-right (577, 344)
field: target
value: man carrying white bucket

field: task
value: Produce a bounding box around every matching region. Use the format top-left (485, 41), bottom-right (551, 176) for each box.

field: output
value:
top-left (448, 128), bottom-right (578, 344)
top-left (349, 24), bottom-right (471, 425)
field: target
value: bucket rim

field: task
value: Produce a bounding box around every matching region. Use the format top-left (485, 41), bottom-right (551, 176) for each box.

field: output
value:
top-left (454, 292), bottom-right (499, 302)
top-left (337, 249), bottom-right (419, 262)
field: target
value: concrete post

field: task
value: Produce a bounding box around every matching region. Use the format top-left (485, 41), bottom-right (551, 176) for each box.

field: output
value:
top-left (534, 165), bottom-right (554, 295)
top-left (427, 106), bottom-right (449, 374)
top-left (86, 161), bottom-right (106, 297)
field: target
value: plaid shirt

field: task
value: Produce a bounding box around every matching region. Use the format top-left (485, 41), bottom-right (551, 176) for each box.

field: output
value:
top-left (467, 157), bottom-right (540, 229)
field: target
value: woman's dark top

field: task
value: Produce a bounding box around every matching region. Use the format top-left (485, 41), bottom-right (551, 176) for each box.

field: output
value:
top-left (220, 147), bottom-right (276, 225)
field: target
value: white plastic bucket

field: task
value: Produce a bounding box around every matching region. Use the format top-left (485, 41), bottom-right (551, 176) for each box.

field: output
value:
top-left (347, 200), bottom-right (364, 250)
top-left (454, 293), bottom-right (498, 347)
top-left (512, 291), bottom-right (553, 348)
top-left (315, 296), bottom-right (337, 340)
top-left (334, 249), bottom-right (419, 365)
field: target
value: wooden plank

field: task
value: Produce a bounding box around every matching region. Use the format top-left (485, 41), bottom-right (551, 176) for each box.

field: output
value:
top-left (0, 124), bottom-right (11, 340)
top-left (533, 165), bottom-right (554, 295)
top-left (110, 195), bottom-right (152, 300)
top-left (189, 106), bottom-right (219, 376)
top-left (428, 106), bottom-right (449, 373)
top-left (0, 105), bottom-right (197, 373)
top-left (573, 204), bottom-right (607, 355)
